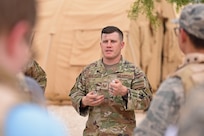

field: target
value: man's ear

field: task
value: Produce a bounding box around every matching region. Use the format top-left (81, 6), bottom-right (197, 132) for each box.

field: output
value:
top-left (120, 41), bottom-right (125, 49)
top-left (180, 28), bottom-right (188, 43)
top-left (6, 21), bottom-right (29, 56)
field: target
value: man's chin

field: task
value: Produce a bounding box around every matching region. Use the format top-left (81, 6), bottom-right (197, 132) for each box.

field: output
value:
top-left (105, 56), bottom-right (114, 60)
top-left (104, 54), bottom-right (114, 58)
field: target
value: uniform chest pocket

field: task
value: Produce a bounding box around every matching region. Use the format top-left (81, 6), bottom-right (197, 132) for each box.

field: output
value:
top-left (117, 73), bottom-right (134, 88)
top-left (86, 77), bottom-right (101, 93)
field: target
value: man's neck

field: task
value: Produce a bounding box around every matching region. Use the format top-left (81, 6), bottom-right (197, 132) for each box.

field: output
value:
top-left (102, 55), bottom-right (121, 65)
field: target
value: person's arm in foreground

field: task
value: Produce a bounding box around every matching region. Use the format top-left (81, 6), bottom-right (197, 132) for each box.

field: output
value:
top-left (134, 77), bottom-right (184, 136)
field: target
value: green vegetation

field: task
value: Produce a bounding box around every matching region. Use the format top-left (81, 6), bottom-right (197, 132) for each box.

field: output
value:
top-left (128, 0), bottom-right (204, 25)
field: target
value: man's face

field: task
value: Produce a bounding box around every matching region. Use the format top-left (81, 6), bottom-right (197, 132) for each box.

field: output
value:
top-left (100, 32), bottom-right (124, 62)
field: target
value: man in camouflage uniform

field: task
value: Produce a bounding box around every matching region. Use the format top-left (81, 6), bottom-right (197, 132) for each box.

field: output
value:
top-left (24, 59), bottom-right (47, 92)
top-left (134, 4), bottom-right (204, 136)
top-left (69, 26), bottom-right (152, 136)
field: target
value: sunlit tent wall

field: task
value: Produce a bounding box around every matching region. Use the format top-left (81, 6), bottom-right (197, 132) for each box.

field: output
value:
top-left (33, 0), bottom-right (183, 105)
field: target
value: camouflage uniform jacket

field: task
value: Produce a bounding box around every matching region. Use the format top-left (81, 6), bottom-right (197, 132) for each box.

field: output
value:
top-left (69, 57), bottom-right (152, 136)
top-left (134, 53), bottom-right (204, 136)
top-left (177, 84), bottom-right (204, 136)
top-left (24, 60), bottom-right (47, 92)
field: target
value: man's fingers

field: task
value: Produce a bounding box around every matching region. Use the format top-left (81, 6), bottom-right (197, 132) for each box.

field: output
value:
top-left (89, 96), bottom-right (104, 106)
top-left (91, 99), bottom-right (104, 106)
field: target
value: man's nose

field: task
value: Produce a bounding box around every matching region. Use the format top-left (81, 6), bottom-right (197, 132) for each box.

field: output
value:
top-left (107, 41), bottom-right (112, 46)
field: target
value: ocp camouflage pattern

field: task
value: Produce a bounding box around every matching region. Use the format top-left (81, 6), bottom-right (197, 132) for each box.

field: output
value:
top-left (24, 60), bottom-right (47, 92)
top-left (134, 77), bottom-right (184, 136)
top-left (69, 57), bottom-right (152, 136)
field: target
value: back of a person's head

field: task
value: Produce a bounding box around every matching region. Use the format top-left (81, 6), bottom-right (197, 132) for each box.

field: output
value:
top-left (0, 0), bottom-right (37, 34)
top-left (177, 4), bottom-right (204, 48)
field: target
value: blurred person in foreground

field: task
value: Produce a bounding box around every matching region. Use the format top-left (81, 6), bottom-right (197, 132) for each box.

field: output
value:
top-left (0, 69), bottom-right (67, 136)
top-left (0, 0), bottom-right (34, 74)
top-left (0, 0), bottom-right (45, 105)
top-left (134, 3), bottom-right (204, 136)
top-left (69, 26), bottom-right (152, 135)
top-left (0, 67), bottom-right (29, 135)
top-left (0, 0), bottom-right (67, 135)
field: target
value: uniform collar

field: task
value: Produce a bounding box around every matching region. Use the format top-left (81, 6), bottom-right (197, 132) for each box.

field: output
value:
top-left (182, 53), bottom-right (204, 66)
top-left (96, 56), bottom-right (126, 73)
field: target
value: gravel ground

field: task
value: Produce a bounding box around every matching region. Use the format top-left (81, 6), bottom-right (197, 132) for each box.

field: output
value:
top-left (47, 105), bottom-right (146, 136)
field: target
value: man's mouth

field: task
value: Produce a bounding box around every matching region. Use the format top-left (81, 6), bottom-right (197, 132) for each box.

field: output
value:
top-left (105, 50), bottom-right (113, 53)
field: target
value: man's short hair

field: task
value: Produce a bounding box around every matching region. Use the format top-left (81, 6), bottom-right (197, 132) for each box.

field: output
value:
top-left (101, 26), bottom-right (123, 41)
top-left (0, 0), bottom-right (37, 34)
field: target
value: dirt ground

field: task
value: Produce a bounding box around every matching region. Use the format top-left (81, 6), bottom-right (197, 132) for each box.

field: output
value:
top-left (47, 105), bottom-right (146, 136)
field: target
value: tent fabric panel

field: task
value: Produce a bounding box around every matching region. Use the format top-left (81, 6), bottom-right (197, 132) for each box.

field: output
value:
top-left (69, 30), bottom-right (101, 66)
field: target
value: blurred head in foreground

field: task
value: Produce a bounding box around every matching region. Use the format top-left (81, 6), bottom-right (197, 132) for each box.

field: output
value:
top-left (0, 0), bottom-right (37, 74)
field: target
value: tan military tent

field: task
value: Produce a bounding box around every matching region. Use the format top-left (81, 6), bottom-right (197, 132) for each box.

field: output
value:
top-left (33, 0), bottom-right (183, 105)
